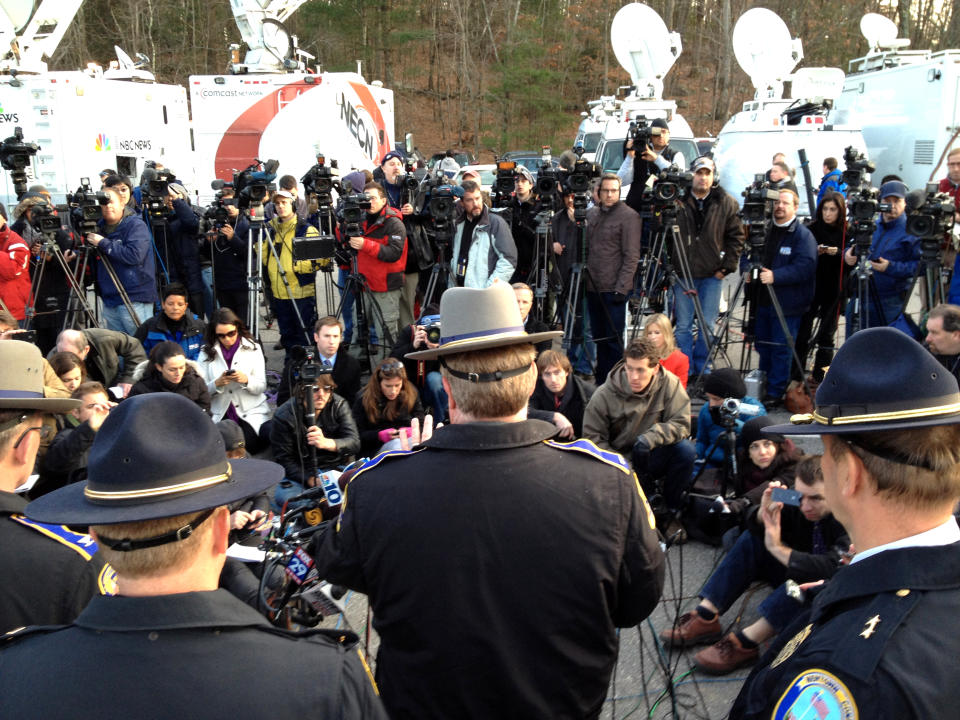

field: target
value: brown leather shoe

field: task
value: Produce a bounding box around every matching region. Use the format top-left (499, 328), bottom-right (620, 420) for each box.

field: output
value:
top-left (694, 632), bottom-right (759, 675)
top-left (659, 611), bottom-right (722, 647)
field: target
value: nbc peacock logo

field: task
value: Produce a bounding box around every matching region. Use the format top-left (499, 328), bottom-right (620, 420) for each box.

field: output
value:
top-left (95, 134), bottom-right (110, 152)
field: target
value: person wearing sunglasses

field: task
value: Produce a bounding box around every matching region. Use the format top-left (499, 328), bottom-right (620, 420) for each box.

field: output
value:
top-left (197, 308), bottom-right (271, 453)
top-left (0, 340), bottom-right (114, 635)
top-left (352, 358), bottom-right (426, 456)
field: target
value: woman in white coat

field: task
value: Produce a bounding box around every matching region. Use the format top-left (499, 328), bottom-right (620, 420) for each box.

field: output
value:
top-left (198, 307), bottom-right (272, 452)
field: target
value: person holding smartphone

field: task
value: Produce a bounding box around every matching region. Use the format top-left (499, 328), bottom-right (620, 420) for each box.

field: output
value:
top-left (661, 455), bottom-right (848, 675)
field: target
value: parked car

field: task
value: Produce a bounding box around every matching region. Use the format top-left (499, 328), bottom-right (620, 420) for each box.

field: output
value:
top-left (499, 151), bottom-right (560, 180)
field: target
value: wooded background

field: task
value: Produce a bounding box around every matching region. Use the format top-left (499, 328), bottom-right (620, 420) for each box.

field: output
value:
top-left (50, 1), bottom-right (960, 161)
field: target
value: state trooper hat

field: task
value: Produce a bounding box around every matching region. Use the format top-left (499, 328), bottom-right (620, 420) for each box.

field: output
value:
top-left (0, 340), bottom-right (79, 414)
top-left (766, 327), bottom-right (960, 436)
top-left (26, 394), bottom-right (282, 527)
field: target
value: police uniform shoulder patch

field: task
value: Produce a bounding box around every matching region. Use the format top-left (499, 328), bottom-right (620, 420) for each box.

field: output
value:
top-left (773, 668), bottom-right (858, 720)
top-left (349, 446), bottom-right (426, 481)
top-left (98, 563), bottom-right (118, 596)
top-left (10, 515), bottom-right (99, 561)
top-left (543, 438), bottom-right (631, 474)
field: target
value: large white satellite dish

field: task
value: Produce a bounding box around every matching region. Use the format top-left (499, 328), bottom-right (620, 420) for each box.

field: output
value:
top-left (732, 8), bottom-right (802, 92)
top-left (611, 3), bottom-right (681, 98)
top-left (860, 13), bottom-right (899, 50)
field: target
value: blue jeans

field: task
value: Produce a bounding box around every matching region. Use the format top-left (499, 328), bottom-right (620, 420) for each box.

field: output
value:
top-left (673, 275), bottom-right (722, 375)
top-left (632, 439), bottom-right (696, 511)
top-left (101, 301), bottom-right (154, 336)
top-left (201, 265), bottom-right (216, 319)
top-left (844, 293), bottom-right (905, 338)
top-left (338, 267), bottom-right (355, 342)
top-left (421, 370), bottom-right (448, 422)
top-left (562, 298), bottom-right (596, 375)
top-left (586, 291), bottom-right (626, 385)
top-left (700, 529), bottom-right (803, 632)
top-left (755, 306), bottom-right (801, 398)
top-left (274, 296), bottom-right (317, 353)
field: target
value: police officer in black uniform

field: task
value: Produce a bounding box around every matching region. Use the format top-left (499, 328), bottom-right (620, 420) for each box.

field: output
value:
top-left (0, 340), bottom-right (114, 635)
top-left (312, 283), bottom-right (666, 718)
top-left (730, 327), bottom-right (960, 720)
top-left (0, 393), bottom-right (386, 719)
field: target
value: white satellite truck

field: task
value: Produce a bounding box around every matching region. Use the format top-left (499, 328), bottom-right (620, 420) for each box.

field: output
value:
top-left (711, 8), bottom-right (868, 217)
top-left (0, 0), bottom-right (193, 205)
top-left (832, 13), bottom-right (960, 190)
top-left (591, 3), bottom-right (698, 195)
top-left (189, 0), bottom-right (395, 202)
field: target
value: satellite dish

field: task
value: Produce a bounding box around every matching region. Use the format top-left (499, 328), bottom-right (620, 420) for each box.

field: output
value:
top-left (114, 45), bottom-right (136, 70)
top-left (611, 4), bottom-right (681, 96)
top-left (732, 8), bottom-right (803, 92)
top-left (860, 13), bottom-right (899, 50)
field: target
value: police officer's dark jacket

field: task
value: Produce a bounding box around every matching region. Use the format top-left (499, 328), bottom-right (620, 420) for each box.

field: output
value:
top-left (312, 418), bottom-right (665, 719)
top-left (0, 491), bottom-right (111, 634)
top-left (730, 542), bottom-right (960, 720)
top-left (0, 589), bottom-right (386, 719)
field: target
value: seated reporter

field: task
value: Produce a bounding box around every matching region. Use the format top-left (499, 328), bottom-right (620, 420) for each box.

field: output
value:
top-left (134, 282), bottom-right (206, 361)
top-left (197, 308), bottom-right (271, 453)
top-left (2, 394), bottom-right (385, 718)
top-left (35, 382), bottom-right (114, 498)
top-left (643, 313), bottom-right (689, 388)
top-left (56, 327), bottom-right (147, 398)
top-left (49, 351), bottom-right (87, 395)
top-left (390, 311), bottom-right (448, 421)
top-left (695, 368), bottom-right (766, 471)
top-left (270, 374), bottom-right (360, 509)
top-left (129, 341), bottom-right (211, 415)
top-left (528, 349), bottom-right (594, 438)
top-left (351, 358), bottom-right (425, 458)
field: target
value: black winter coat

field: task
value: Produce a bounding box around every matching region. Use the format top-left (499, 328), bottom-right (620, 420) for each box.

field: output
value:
top-left (529, 374), bottom-right (595, 437)
top-left (351, 393), bottom-right (425, 458)
top-left (675, 187), bottom-right (745, 278)
top-left (128, 365), bottom-right (211, 414)
top-left (270, 394), bottom-right (360, 481)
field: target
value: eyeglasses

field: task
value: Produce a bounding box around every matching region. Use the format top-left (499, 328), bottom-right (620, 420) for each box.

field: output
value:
top-left (315, 386), bottom-right (334, 395)
top-left (13, 424), bottom-right (53, 449)
top-left (216, 329), bottom-right (238, 339)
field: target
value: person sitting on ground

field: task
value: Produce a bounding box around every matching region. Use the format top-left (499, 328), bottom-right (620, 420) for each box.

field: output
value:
top-left (134, 282), bottom-right (206, 361)
top-left (662, 455), bottom-right (848, 675)
top-left (925, 303), bottom-right (960, 384)
top-left (528, 349), bottom-right (595, 438)
top-left (643, 313), bottom-right (690, 388)
top-left (129, 341), bottom-right (211, 414)
top-left (35, 382), bottom-right (114, 498)
top-left (512, 282), bottom-right (553, 356)
top-left (583, 337), bottom-right (694, 532)
top-left (270, 373), bottom-right (360, 509)
top-left (695, 368), bottom-right (766, 472)
top-left (390, 308), bottom-right (447, 421)
top-left (55, 327), bottom-right (147, 398)
top-left (197, 308), bottom-right (271, 453)
top-left (48, 351), bottom-right (87, 395)
top-left (276, 315), bottom-right (363, 407)
top-left (351, 358), bottom-right (425, 458)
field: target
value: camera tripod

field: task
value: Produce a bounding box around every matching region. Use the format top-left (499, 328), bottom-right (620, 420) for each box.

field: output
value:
top-left (336, 249), bottom-right (394, 374)
top-left (422, 239), bottom-right (453, 312)
top-left (527, 208), bottom-right (563, 325)
top-left (24, 230), bottom-right (99, 332)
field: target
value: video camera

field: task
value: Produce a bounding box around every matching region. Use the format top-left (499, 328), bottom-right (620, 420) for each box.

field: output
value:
top-left (907, 183), bottom-right (955, 239)
top-left (493, 159), bottom-right (517, 197)
top-left (841, 146), bottom-right (875, 192)
top-left (428, 183), bottom-right (457, 244)
top-left (718, 397), bottom-right (741, 428)
top-left (562, 146), bottom-right (600, 225)
top-left (0, 126), bottom-right (38, 174)
top-left (648, 165), bottom-right (692, 207)
top-left (627, 115), bottom-right (668, 154)
top-left (340, 191), bottom-right (372, 238)
top-left (215, 159), bottom-right (279, 214)
top-left (142, 166), bottom-right (178, 220)
top-left (27, 199), bottom-right (62, 235)
top-left (301, 155), bottom-right (339, 206)
top-left (66, 178), bottom-right (111, 236)
top-left (740, 174), bottom-right (779, 226)
top-left (202, 184), bottom-right (236, 229)
top-left (289, 345), bottom-right (329, 384)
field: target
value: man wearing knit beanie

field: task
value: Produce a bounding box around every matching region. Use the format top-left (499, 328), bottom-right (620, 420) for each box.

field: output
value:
top-left (696, 368), bottom-right (766, 471)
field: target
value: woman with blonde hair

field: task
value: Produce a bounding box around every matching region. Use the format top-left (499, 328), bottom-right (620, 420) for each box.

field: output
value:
top-left (643, 313), bottom-right (689, 387)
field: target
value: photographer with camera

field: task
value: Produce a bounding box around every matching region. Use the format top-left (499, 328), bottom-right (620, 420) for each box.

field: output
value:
top-left (585, 173), bottom-right (642, 384)
top-left (695, 368), bottom-right (766, 472)
top-left (264, 189), bottom-right (320, 354)
top-left (342, 181), bottom-right (407, 344)
top-left (374, 151), bottom-right (434, 328)
top-left (389, 310), bottom-right (447, 421)
top-left (451, 180), bottom-right (517, 288)
top-left (674, 156), bottom-right (745, 376)
top-left (620, 118), bottom-right (686, 216)
top-left (747, 189), bottom-right (817, 405)
top-left (843, 181), bottom-right (920, 336)
top-left (157, 183), bottom-right (205, 319)
top-left (84, 188), bottom-right (156, 335)
top-left (504, 166), bottom-right (544, 284)
top-left (203, 186), bottom-right (251, 323)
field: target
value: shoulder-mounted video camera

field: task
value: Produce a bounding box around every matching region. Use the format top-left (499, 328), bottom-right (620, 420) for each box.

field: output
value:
top-left (226, 158), bottom-right (279, 211)
top-left (340, 192), bottom-right (372, 238)
top-left (301, 155), bottom-right (339, 206)
top-left (907, 182), bottom-right (955, 239)
top-left (494, 159), bottom-right (517, 197)
top-left (840, 146), bottom-right (875, 193)
top-left (0, 126), bottom-right (38, 173)
top-left (67, 177), bottom-right (111, 235)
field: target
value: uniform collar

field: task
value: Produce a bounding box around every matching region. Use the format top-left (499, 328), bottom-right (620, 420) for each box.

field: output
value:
top-left (422, 419), bottom-right (556, 450)
top-left (850, 517), bottom-right (960, 565)
top-left (75, 589), bottom-right (272, 631)
top-left (0, 490), bottom-right (27, 515)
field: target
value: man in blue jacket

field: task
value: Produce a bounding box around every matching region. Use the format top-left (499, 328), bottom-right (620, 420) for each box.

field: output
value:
top-left (751, 189), bottom-right (817, 404)
top-left (86, 188), bottom-right (156, 335)
top-left (843, 180), bottom-right (920, 336)
top-left (816, 157), bottom-right (846, 207)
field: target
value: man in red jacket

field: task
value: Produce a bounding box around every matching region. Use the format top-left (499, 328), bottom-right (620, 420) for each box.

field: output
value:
top-left (346, 182), bottom-right (407, 347)
top-left (0, 204), bottom-right (30, 322)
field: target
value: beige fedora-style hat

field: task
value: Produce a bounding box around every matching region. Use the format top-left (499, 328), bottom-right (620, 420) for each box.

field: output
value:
top-left (406, 283), bottom-right (561, 361)
top-left (0, 340), bottom-right (80, 414)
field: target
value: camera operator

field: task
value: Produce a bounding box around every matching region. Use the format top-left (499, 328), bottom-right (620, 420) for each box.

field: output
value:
top-left (504, 166), bottom-right (543, 284)
top-left (674, 157), bottom-right (745, 375)
top-left (550, 185), bottom-right (578, 282)
top-left (343, 182), bottom-right (407, 343)
top-left (938, 149), bottom-right (960, 304)
top-left (0, 202), bottom-right (30, 325)
top-left (373, 151), bottom-right (434, 328)
top-left (270, 373), bottom-right (360, 509)
top-left (85, 187), bottom-right (156, 335)
top-left (747, 189), bottom-right (817, 405)
top-left (264, 189), bottom-right (320, 354)
top-left (695, 368), bottom-right (766, 472)
top-left (205, 186), bottom-right (251, 323)
top-left (451, 180), bottom-right (517, 288)
top-left (585, 173), bottom-right (642, 384)
top-left (158, 182), bottom-right (205, 319)
top-left (620, 118), bottom-right (686, 216)
top-left (390, 310), bottom-right (447, 421)
top-left (925, 303), bottom-right (960, 383)
top-left (843, 181), bottom-right (920, 336)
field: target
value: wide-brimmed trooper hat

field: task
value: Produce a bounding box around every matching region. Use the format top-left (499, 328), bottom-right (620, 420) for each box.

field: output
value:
top-left (406, 283), bottom-right (561, 362)
top-left (766, 327), bottom-right (960, 436)
top-left (26, 394), bottom-right (282, 528)
top-left (0, 340), bottom-right (80, 414)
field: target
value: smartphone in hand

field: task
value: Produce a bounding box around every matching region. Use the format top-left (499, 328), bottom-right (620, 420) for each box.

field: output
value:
top-left (771, 487), bottom-right (803, 507)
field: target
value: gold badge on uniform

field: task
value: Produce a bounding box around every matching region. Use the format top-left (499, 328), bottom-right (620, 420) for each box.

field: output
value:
top-left (771, 623), bottom-right (812, 668)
